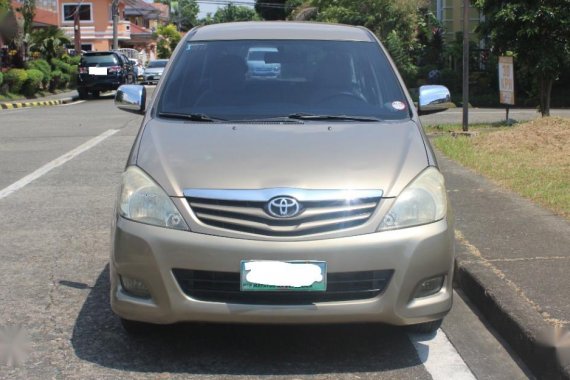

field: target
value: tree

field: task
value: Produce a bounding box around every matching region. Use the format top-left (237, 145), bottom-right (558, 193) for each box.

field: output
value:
top-left (212, 3), bottom-right (260, 23)
top-left (302, 0), bottom-right (429, 86)
top-left (475, 0), bottom-right (570, 116)
top-left (171, 0), bottom-right (199, 31)
top-left (29, 26), bottom-right (70, 62)
top-left (254, 0), bottom-right (294, 20)
top-left (156, 24), bottom-right (181, 58)
top-left (0, 0), bottom-right (10, 19)
top-left (19, 0), bottom-right (35, 36)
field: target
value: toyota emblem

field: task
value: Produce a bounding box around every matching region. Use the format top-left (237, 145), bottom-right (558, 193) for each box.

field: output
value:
top-left (266, 196), bottom-right (301, 218)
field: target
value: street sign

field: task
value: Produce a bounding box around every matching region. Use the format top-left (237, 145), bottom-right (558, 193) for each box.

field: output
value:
top-left (499, 56), bottom-right (515, 105)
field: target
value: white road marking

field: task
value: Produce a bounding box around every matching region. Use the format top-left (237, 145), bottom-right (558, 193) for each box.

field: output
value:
top-left (409, 329), bottom-right (476, 380)
top-left (0, 129), bottom-right (119, 200)
top-left (58, 100), bottom-right (85, 106)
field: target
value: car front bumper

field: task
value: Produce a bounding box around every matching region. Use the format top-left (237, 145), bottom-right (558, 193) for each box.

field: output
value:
top-left (110, 217), bottom-right (454, 325)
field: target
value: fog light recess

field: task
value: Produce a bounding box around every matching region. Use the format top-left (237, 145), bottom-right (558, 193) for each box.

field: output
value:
top-left (120, 276), bottom-right (151, 298)
top-left (413, 276), bottom-right (444, 299)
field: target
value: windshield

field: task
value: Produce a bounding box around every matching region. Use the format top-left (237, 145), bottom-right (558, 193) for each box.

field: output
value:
top-left (81, 54), bottom-right (118, 67)
top-left (148, 60), bottom-right (167, 68)
top-left (158, 40), bottom-right (410, 121)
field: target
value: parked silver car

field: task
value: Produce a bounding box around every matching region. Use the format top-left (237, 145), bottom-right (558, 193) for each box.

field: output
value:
top-left (112, 22), bottom-right (454, 334)
top-left (142, 59), bottom-right (168, 84)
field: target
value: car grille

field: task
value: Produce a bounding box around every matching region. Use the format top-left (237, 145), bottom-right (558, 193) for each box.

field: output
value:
top-left (172, 269), bottom-right (394, 304)
top-left (185, 189), bottom-right (383, 237)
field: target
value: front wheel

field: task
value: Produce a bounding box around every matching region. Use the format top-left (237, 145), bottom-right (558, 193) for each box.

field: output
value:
top-left (77, 88), bottom-right (88, 100)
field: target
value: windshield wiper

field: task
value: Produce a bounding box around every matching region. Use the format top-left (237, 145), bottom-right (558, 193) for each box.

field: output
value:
top-left (158, 112), bottom-right (226, 122)
top-left (288, 113), bottom-right (381, 122)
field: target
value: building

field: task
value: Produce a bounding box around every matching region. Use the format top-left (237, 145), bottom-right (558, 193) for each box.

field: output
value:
top-left (59, 0), bottom-right (131, 52)
top-left (431, 0), bottom-right (482, 42)
top-left (122, 0), bottom-right (170, 62)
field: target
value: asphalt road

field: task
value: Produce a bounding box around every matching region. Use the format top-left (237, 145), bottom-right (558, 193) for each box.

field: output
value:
top-left (420, 107), bottom-right (570, 125)
top-left (0, 95), bottom-right (531, 379)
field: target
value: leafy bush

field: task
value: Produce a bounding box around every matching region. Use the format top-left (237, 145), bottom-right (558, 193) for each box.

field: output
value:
top-left (0, 72), bottom-right (3, 87)
top-left (49, 69), bottom-right (62, 91)
top-left (23, 69), bottom-right (44, 96)
top-left (27, 59), bottom-right (52, 88)
top-left (439, 69), bottom-right (461, 93)
top-left (51, 58), bottom-right (73, 74)
top-left (61, 54), bottom-right (81, 66)
top-left (59, 73), bottom-right (71, 89)
top-left (4, 69), bottom-right (28, 94)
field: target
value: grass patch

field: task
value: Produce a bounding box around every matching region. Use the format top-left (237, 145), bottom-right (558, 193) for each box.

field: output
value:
top-left (0, 92), bottom-right (21, 101)
top-left (433, 117), bottom-right (570, 219)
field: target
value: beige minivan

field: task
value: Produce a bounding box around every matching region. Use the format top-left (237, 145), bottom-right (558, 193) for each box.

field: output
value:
top-left (112, 22), bottom-right (454, 334)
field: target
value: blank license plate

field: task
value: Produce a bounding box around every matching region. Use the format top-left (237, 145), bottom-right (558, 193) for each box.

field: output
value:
top-left (89, 67), bottom-right (107, 75)
top-left (240, 260), bottom-right (327, 291)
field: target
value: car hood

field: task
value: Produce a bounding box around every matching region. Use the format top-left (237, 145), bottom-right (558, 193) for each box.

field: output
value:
top-left (136, 119), bottom-right (428, 198)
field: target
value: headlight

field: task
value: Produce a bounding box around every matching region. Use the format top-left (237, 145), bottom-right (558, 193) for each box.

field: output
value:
top-left (379, 167), bottom-right (447, 231)
top-left (119, 166), bottom-right (188, 230)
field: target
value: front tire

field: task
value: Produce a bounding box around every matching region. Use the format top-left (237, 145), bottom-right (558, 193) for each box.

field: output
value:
top-left (77, 88), bottom-right (88, 100)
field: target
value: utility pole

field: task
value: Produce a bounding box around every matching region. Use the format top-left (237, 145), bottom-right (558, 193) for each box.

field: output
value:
top-left (73, 5), bottom-right (81, 54)
top-left (112, 0), bottom-right (119, 50)
top-left (462, 0), bottom-right (470, 132)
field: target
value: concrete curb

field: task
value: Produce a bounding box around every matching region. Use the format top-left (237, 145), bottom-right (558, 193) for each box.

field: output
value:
top-left (0, 96), bottom-right (76, 110)
top-left (454, 244), bottom-right (570, 380)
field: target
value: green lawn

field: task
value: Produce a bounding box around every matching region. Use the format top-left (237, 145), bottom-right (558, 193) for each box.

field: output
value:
top-left (431, 118), bottom-right (570, 219)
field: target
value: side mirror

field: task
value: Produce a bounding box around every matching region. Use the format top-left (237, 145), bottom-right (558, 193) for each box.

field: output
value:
top-left (418, 85), bottom-right (453, 115)
top-left (115, 85), bottom-right (146, 114)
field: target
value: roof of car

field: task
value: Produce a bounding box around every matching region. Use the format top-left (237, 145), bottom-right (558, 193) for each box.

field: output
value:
top-left (189, 22), bottom-right (374, 42)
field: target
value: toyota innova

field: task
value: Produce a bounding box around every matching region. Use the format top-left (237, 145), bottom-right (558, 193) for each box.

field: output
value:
top-left (112, 22), bottom-right (454, 334)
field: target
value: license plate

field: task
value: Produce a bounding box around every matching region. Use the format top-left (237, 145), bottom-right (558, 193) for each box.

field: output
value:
top-left (89, 67), bottom-right (107, 76)
top-left (240, 260), bottom-right (327, 291)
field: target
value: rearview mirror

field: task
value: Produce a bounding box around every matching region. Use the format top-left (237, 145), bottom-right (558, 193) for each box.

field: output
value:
top-left (418, 85), bottom-right (453, 115)
top-left (115, 85), bottom-right (146, 114)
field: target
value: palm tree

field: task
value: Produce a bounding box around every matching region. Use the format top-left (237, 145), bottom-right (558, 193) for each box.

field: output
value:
top-left (29, 26), bottom-right (71, 62)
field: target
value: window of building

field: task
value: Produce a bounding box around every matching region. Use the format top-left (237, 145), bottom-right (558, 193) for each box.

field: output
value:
top-left (63, 3), bottom-right (92, 22)
top-left (81, 44), bottom-right (93, 52)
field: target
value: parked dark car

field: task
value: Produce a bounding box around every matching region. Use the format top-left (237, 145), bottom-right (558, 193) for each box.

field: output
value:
top-left (77, 51), bottom-right (137, 99)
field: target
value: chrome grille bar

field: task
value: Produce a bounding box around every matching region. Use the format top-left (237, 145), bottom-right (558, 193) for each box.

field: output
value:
top-left (185, 188), bottom-right (382, 237)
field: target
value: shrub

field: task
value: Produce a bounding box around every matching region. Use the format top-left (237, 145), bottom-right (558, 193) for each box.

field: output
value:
top-left (0, 72), bottom-right (3, 87)
top-left (27, 59), bottom-right (52, 88)
top-left (4, 69), bottom-right (28, 94)
top-left (440, 69), bottom-right (461, 93)
top-left (59, 72), bottom-right (71, 89)
top-left (61, 54), bottom-right (81, 66)
top-left (51, 58), bottom-right (73, 74)
top-left (23, 69), bottom-right (44, 96)
top-left (49, 69), bottom-right (62, 91)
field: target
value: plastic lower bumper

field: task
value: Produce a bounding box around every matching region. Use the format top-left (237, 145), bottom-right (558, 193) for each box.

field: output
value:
top-left (110, 217), bottom-right (454, 325)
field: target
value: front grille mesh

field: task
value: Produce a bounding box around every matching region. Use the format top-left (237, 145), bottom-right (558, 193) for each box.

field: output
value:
top-left (173, 269), bottom-right (394, 304)
top-left (186, 196), bottom-right (381, 237)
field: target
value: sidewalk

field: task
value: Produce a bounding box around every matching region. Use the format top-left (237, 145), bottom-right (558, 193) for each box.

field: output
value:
top-left (437, 152), bottom-right (570, 379)
top-left (0, 90), bottom-right (78, 110)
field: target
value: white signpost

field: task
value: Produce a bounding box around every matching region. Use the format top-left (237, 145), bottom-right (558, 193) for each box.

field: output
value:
top-left (499, 56), bottom-right (515, 122)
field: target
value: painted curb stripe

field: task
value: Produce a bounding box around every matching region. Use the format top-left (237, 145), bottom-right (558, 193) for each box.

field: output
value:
top-left (0, 98), bottom-right (70, 110)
